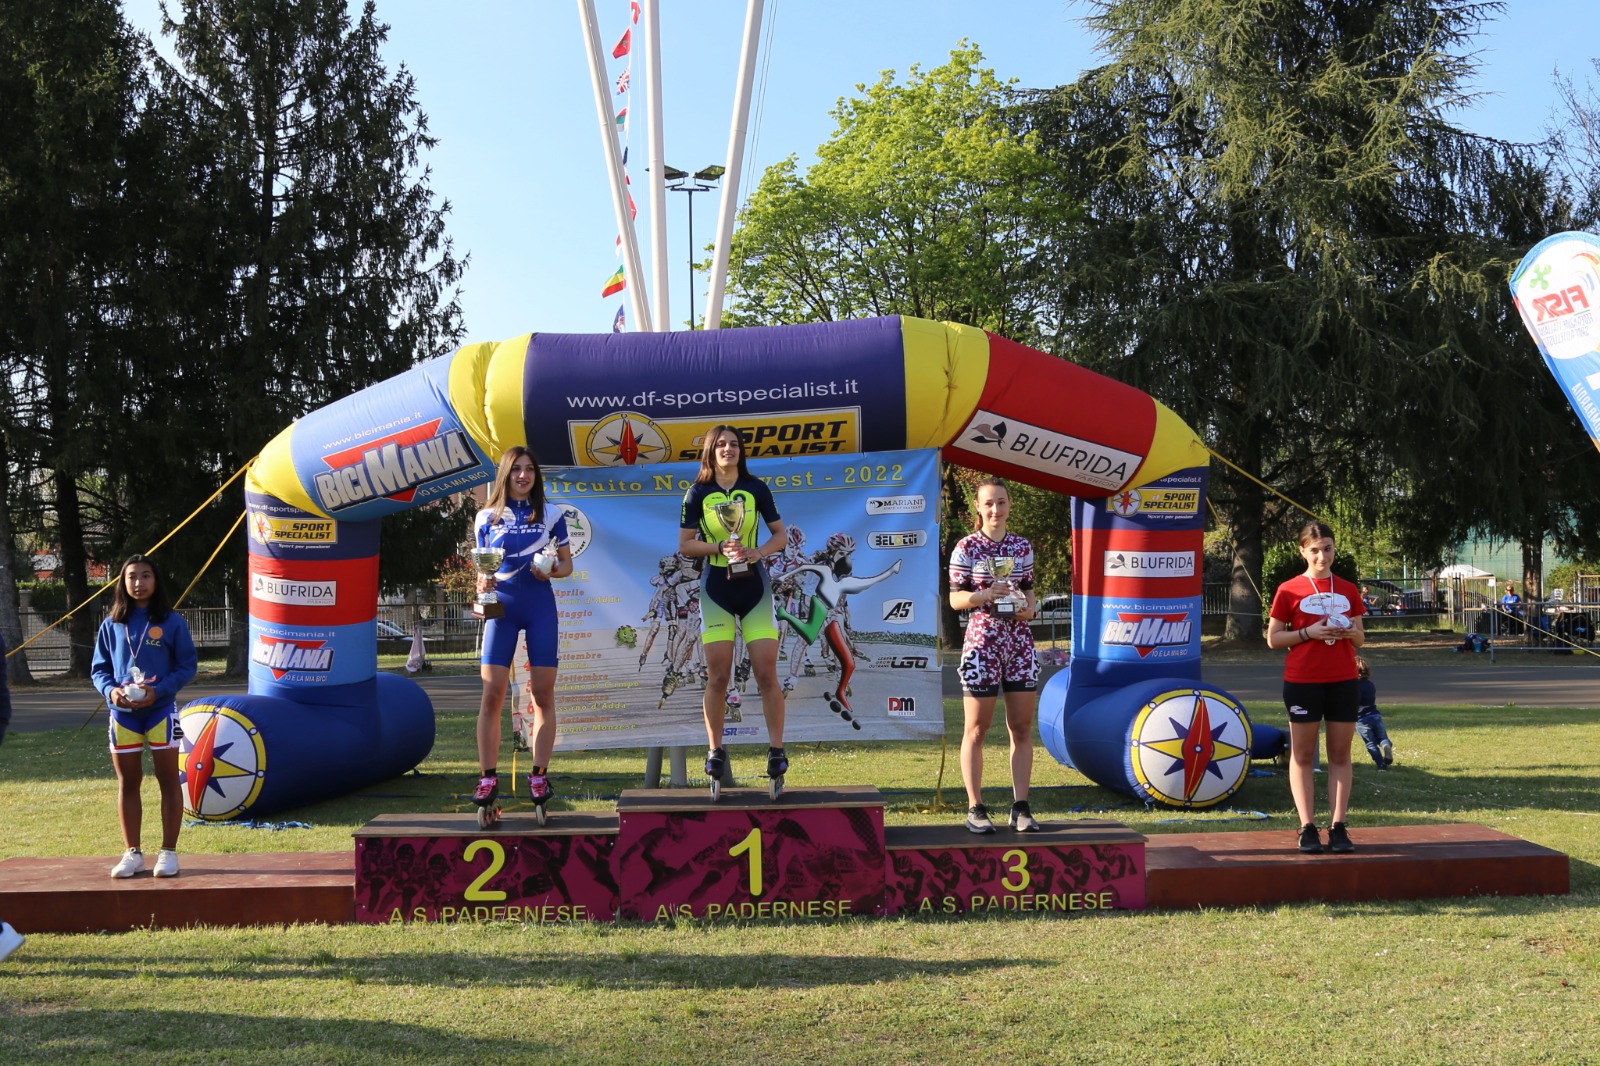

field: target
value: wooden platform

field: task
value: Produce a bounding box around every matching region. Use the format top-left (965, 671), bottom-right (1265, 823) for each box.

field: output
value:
top-left (0, 822), bottom-right (1570, 934)
top-left (1145, 823), bottom-right (1570, 908)
top-left (0, 852), bottom-right (355, 933)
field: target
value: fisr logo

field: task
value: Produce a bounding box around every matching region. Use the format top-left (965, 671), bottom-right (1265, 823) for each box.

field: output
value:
top-left (1532, 285), bottom-right (1591, 323)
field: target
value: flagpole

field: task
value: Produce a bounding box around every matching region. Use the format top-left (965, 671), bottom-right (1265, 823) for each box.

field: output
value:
top-left (644, 0), bottom-right (670, 332)
top-left (702, 0), bottom-right (764, 332)
top-left (577, 0), bottom-right (652, 332)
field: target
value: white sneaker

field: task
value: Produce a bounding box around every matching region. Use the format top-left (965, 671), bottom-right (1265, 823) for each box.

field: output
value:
top-left (153, 848), bottom-right (180, 878)
top-left (109, 848), bottom-right (146, 879)
top-left (0, 921), bottom-right (23, 962)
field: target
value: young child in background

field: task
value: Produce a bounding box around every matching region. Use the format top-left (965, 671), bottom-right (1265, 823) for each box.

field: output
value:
top-left (1355, 657), bottom-right (1395, 770)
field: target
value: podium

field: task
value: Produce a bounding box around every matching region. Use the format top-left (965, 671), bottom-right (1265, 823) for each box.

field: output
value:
top-left (352, 787), bottom-right (1147, 925)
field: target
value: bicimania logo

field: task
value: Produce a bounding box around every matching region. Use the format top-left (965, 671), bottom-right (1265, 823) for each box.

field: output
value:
top-left (313, 420), bottom-right (477, 512)
top-left (252, 636), bottom-right (334, 679)
top-left (1102, 612), bottom-right (1193, 658)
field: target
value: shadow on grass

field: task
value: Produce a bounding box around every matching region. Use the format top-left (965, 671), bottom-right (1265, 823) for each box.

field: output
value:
top-left (8, 945), bottom-right (1045, 991)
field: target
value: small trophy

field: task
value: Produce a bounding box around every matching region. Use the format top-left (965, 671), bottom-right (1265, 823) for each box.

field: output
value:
top-left (124, 666), bottom-right (151, 703)
top-left (713, 498), bottom-right (750, 579)
top-left (989, 557), bottom-right (1019, 618)
top-left (470, 547), bottom-right (506, 619)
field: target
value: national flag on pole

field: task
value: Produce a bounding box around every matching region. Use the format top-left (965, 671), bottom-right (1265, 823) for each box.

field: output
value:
top-left (612, 305), bottom-right (626, 333)
top-left (615, 70), bottom-right (631, 94)
top-left (601, 266), bottom-right (625, 297)
top-left (613, 107), bottom-right (628, 129)
top-left (628, 191), bottom-right (637, 220)
top-left (631, 1), bottom-right (641, 24)
top-left (612, 28), bottom-right (631, 58)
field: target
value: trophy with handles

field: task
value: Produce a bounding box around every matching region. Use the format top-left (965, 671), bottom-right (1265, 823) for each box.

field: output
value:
top-left (713, 498), bottom-right (751, 578)
top-left (988, 556), bottom-right (1019, 618)
top-left (470, 547), bottom-right (506, 619)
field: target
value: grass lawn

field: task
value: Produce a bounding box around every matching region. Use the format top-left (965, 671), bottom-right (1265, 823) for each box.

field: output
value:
top-left (2, 639), bottom-right (1597, 1064)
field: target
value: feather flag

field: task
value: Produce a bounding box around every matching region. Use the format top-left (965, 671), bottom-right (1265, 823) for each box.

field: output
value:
top-left (612, 305), bottom-right (626, 333)
top-left (616, 70), bottom-right (631, 94)
top-left (612, 28), bottom-right (631, 58)
top-left (601, 266), bottom-right (625, 297)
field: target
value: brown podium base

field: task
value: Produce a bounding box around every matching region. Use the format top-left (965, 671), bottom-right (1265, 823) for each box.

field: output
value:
top-left (0, 822), bottom-right (1570, 934)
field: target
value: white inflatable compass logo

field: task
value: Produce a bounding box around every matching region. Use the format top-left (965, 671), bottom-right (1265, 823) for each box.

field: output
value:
top-left (178, 703), bottom-right (267, 821)
top-left (1129, 689), bottom-right (1251, 808)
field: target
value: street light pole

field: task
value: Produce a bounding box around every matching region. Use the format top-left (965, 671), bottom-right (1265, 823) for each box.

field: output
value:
top-left (664, 165), bottom-right (725, 329)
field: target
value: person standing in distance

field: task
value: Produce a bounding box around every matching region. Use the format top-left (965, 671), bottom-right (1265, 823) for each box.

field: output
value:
top-left (1267, 521), bottom-right (1366, 854)
top-left (92, 554), bottom-right (199, 878)
top-left (948, 477), bottom-right (1042, 834)
top-left (678, 425), bottom-right (789, 795)
top-left (1, 630), bottom-right (27, 958)
top-left (473, 447), bottom-right (573, 821)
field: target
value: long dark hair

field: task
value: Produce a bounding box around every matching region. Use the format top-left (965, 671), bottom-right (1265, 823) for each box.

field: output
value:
top-left (109, 554), bottom-right (172, 624)
top-left (970, 476), bottom-right (1010, 532)
top-left (484, 446), bottom-right (546, 520)
top-left (694, 425), bottom-right (750, 484)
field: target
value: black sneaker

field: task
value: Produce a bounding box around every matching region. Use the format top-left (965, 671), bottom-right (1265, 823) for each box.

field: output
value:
top-left (1326, 822), bottom-right (1355, 854)
top-left (965, 804), bottom-right (996, 834)
top-left (1008, 800), bottom-right (1041, 832)
top-left (1297, 823), bottom-right (1324, 854)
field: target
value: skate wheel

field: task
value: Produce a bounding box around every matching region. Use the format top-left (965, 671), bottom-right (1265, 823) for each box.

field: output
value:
top-left (535, 804), bottom-right (548, 828)
top-left (769, 776), bottom-right (784, 801)
top-left (476, 805), bottom-right (495, 830)
top-left (710, 777), bottom-right (722, 802)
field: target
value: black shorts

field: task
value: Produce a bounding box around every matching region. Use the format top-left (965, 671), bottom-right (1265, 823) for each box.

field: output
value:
top-left (1282, 679), bottom-right (1359, 724)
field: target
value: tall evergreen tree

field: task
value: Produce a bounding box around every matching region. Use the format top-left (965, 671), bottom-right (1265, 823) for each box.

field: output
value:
top-left (150, 0), bottom-right (467, 670)
top-left (1021, 0), bottom-right (1524, 638)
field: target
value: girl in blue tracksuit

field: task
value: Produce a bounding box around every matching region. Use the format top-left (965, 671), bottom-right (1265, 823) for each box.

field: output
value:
top-left (91, 554), bottom-right (198, 879)
top-left (472, 447), bottom-right (572, 812)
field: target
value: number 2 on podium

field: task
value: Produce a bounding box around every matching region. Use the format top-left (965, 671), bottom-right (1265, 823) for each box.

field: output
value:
top-left (729, 827), bottom-right (764, 896)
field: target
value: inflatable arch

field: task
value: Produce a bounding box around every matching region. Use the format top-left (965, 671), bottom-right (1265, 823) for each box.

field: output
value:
top-left (177, 316), bottom-right (1273, 818)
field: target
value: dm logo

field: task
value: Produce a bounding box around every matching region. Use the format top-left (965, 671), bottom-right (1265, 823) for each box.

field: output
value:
top-left (581, 412), bottom-right (671, 466)
top-left (178, 703), bottom-right (267, 821)
top-left (1128, 689), bottom-right (1251, 808)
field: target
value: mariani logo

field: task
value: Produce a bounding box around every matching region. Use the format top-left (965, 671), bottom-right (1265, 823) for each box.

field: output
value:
top-left (881, 599), bottom-right (915, 624)
top-left (1102, 612), bottom-right (1193, 658)
top-left (580, 412), bottom-right (671, 466)
top-left (251, 636), bottom-right (334, 679)
top-left (869, 530), bottom-right (927, 550)
top-left (866, 495), bottom-right (925, 515)
top-left (887, 696), bottom-right (918, 718)
top-left (314, 420), bottom-right (477, 512)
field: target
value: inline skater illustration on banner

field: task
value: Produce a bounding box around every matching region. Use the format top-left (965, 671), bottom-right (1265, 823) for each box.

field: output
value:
top-left (774, 533), bottom-right (903, 727)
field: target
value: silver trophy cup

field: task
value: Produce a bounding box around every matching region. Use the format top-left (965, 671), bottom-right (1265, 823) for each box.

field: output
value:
top-left (713, 498), bottom-right (751, 578)
top-left (470, 547), bottom-right (506, 619)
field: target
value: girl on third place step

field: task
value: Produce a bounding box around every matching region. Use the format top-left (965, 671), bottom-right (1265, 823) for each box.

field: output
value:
top-left (92, 554), bottom-right (199, 878)
top-left (678, 425), bottom-right (790, 797)
top-left (1266, 521), bottom-right (1366, 855)
top-left (473, 447), bottom-right (573, 823)
top-left (948, 477), bottom-right (1042, 834)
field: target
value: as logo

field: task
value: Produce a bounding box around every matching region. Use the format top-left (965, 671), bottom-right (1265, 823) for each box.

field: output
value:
top-left (887, 696), bottom-right (917, 718)
top-left (881, 599), bottom-right (915, 624)
top-left (314, 420), bottom-right (477, 512)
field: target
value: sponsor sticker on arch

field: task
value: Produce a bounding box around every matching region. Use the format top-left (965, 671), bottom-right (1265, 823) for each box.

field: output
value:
top-left (954, 409), bottom-right (1139, 491)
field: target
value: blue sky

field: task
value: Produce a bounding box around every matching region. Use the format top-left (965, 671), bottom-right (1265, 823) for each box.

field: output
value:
top-left (124, 1), bottom-right (1596, 346)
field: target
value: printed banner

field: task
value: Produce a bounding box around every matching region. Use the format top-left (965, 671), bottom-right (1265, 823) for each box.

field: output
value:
top-left (1510, 231), bottom-right (1600, 451)
top-left (519, 449), bottom-right (942, 750)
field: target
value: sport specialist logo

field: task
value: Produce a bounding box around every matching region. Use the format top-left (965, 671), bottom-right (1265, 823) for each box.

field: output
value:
top-left (578, 412), bottom-right (672, 466)
top-left (313, 420), bottom-right (477, 512)
top-left (1128, 688), bottom-right (1251, 808)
